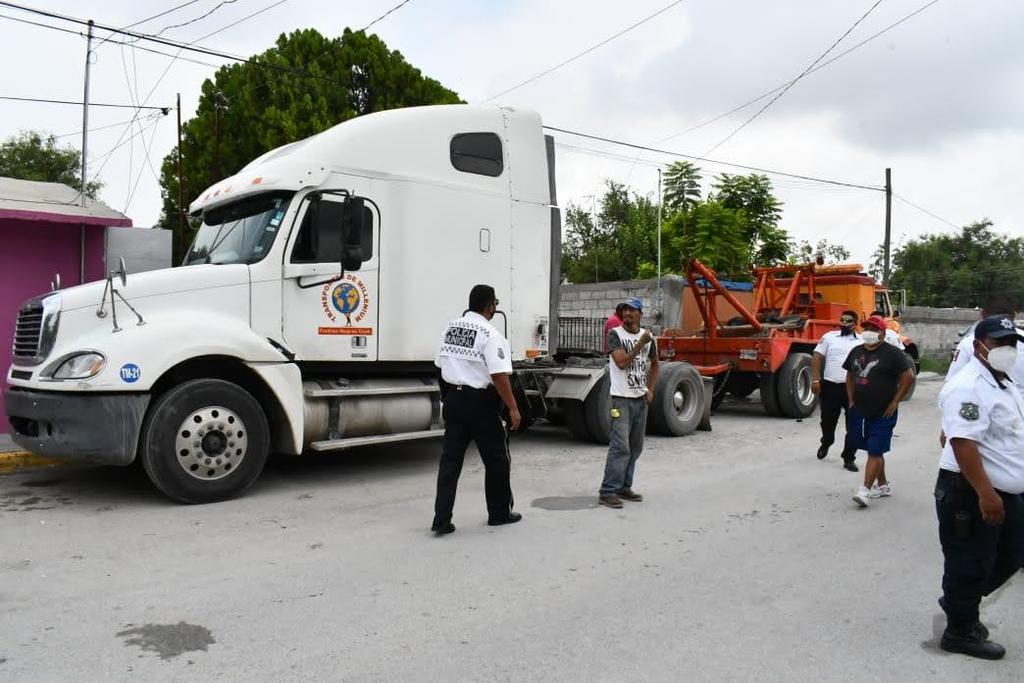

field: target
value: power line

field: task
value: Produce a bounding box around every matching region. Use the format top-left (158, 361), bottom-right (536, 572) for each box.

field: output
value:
top-left (0, 95), bottom-right (171, 111)
top-left (151, 0), bottom-right (240, 37)
top-left (544, 124), bottom-right (885, 192)
top-left (364, 0), bottom-right (412, 32)
top-left (702, 0), bottom-right (885, 156)
top-left (485, 0), bottom-right (686, 102)
top-left (54, 117), bottom-right (142, 138)
top-left (123, 0), bottom-right (203, 30)
top-left (894, 193), bottom-right (959, 229)
top-left (660, 0), bottom-right (944, 146)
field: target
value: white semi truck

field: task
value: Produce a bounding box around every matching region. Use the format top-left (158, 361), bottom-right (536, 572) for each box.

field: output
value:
top-left (5, 105), bottom-right (707, 503)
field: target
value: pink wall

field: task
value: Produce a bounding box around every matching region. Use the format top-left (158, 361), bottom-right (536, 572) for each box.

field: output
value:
top-left (1, 218), bottom-right (108, 433)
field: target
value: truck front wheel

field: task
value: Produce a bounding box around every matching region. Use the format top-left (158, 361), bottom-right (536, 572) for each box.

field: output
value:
top-left (140, 378), bottom-right (270, 504)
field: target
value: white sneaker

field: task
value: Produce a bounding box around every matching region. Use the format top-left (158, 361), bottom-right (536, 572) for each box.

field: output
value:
top-left (853, 485), bottom-right (871, 507)
top-left (867, 485), bottom-right (881, 499)
top-left (878, 483), bottom-right (893, 497)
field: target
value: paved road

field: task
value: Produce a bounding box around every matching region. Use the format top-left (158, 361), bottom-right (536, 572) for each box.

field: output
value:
top-left (0, 375), bottom-right (1019, 681)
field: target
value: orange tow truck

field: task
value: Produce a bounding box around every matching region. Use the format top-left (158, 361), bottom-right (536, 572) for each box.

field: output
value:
top-left (659, 260), bottom-right (920, 417)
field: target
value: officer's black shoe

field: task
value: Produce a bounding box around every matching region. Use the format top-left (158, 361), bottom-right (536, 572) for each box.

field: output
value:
top-left (487, 512), bottom-right (522, 526)
top-left (816, 446), bottom-right (828, 460)
top-left (938, 597), bottom-right (989, 640)
top-left (843, 459), bottom-right (859, 472)
top-left (431, 522), bottom-right (456, 535)
top-left (940, 629), bottom-right (1005, 660)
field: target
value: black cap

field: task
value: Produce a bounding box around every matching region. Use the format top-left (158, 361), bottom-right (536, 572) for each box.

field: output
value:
top-left (974, 315), bottom-right (1024, 341)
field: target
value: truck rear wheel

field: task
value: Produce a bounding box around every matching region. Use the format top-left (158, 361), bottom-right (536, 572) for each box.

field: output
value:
top-left (776, 353), bottom-right (818, 418)
top-left (651, 362), bottom-right (703, 436)
top-left (901, 351), bottom-right (917, 401)
top-left (759, 373), bottom-right (782, 417)
top-left (563, 400), bottom-right (592, 441)
top-left (583, 371), bottom-right (612, 444)
top-left (140, 378), bottom-right (270, 504)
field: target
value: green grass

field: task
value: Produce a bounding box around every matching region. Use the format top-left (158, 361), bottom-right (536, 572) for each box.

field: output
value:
top-left (919, 356), bottom-right (952, 374)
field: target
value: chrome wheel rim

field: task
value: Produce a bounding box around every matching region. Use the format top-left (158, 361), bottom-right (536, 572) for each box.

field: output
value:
top-left (174, 406), bottom-right (247, 481)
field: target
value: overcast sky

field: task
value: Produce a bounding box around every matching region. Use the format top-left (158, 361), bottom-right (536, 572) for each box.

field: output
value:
top-left (1, 0), bottom-right (1022, 268)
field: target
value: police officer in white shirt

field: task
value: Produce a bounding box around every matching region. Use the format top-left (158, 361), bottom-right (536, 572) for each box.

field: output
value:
top-left (947, 295), bottom-right (1022, 383)
top-left (935, 315), bottom-right (1024, 660)
top-left (431, 285), bottom-right (522, 535)
top-left (812, 309), bottom-right (861, 471)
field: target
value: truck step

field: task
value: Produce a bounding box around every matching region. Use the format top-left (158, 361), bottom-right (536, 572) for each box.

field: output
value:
top-left (304, 385), bottom-right (439, 398)
top-left (308, 429), bottom-right (444, 451)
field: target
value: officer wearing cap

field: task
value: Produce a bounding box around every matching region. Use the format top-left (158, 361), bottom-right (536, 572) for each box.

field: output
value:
top-left (431, 284), bottom-right (522, 535)
top-left (598, 297), bottom-right (659, 509)
top-left (935, 315), bottom-right (1024, 660)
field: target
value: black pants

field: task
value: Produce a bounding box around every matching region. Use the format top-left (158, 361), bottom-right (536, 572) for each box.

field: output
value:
top-left (935, 470), bottom-right (1024, 628)
top-left (433, 386), bottom-right (513, 525)
top-left (819, 380), bottom-right (856, 460)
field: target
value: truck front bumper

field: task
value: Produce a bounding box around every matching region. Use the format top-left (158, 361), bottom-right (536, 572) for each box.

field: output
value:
top-left (5, 388), bottom-right (149, 466)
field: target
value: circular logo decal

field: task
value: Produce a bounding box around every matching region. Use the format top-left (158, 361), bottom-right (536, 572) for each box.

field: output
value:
top-left (120, 363), bottom-right (141, 383)
top-left (331, 283), bottom-right (361, 316)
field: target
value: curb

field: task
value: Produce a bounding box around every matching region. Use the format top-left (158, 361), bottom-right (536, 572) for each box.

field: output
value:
top-left (0, 450), bottom-right (67, 475)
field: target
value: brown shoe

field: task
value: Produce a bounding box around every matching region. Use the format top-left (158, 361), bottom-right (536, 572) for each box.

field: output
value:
top-left (618, 488), bottom-right (643, 502)
top-left (599, 494), bottom-right (623, 509)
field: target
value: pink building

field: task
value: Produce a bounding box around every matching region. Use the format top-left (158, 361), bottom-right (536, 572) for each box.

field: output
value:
top-left (0, 177), bottom-right (132, 432)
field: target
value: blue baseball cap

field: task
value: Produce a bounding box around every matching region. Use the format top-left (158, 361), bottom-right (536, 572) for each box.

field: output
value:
top-left (974, 315), bottom-right (1024, 341)
top-left (622, 297), bottom-right (643, 311)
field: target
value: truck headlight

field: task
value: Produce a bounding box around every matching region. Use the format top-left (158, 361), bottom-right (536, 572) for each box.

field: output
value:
top-left (51, 352), bottom-right (106, 379)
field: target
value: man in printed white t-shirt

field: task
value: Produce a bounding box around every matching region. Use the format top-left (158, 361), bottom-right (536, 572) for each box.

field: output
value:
top-left (598, 298), bottom-right (659, 509)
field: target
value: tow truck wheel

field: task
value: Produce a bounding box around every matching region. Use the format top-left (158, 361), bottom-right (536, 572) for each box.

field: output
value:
top-left (651, 362), bottom-right (703, 436)
top-left (140, 378), bottom-right (270, 504)
top-left (776, 353), bottom-right (818, 418)
top-left (901, 351), bottom-right (917, 401)
top-left (759, 373), bottom-right (782, 417)
top-left (563, 400), bottom-right (592, 441)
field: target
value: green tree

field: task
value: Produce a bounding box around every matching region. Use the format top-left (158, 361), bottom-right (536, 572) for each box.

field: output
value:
top-left (711, 172), bottom-right (786, 265)
top-left (662, 160), bottom-right (702, 212)
top-left (0, 130), bottom-right (102, 197)
top-left (159, 28), bottom-right (462, 252)
top-left (883, 220), bottom-right (1024, 307)
top-left (790, 238), bottom-right (851, 264)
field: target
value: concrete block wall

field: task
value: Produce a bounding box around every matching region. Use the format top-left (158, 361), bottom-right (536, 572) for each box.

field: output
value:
top-left (899, 306), bottom-right (978, 359)
top-left (559, 276), bottom-right (686, 332)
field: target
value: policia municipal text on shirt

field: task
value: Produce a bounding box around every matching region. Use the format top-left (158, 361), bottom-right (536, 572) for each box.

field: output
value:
top-left (431, 285), bottom-right (523, 535)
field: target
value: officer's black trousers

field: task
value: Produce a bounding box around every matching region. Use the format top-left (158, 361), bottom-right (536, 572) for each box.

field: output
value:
top-left (935, 470), bottom-right (1024, 627)
top-left (433, 386), bottom-right (513, 525)
top-left (819, 380), bottom-right (856, 460)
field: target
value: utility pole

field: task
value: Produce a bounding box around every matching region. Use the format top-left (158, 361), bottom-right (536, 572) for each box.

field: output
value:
top-left (657, 167), bottom-right (663, 320)
top-left (883, 167), bottom-right (892, 286)
top-left (176, 93), bottom-right (185, 263)
top-left (80, 20), bottom-right (94, 208)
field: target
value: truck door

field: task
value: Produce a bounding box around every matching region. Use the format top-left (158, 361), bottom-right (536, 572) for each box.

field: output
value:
top-left (280, 194), bottom-right (380, 361)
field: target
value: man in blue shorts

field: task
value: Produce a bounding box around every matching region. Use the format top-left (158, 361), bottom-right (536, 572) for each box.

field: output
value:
top-left (843, 316), bottom-right (916, 507)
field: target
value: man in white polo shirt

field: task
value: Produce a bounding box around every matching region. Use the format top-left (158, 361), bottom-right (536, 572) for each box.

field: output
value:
top-left (935, 315), bottom-right (1024, 660)
top-left (431, 284), bottom-right (522, 535)
top-left (812, 309), bottom-right (861, 472)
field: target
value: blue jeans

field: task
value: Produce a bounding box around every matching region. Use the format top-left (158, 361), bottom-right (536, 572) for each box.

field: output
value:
top-left (599, 396), bottom-right (648, 495)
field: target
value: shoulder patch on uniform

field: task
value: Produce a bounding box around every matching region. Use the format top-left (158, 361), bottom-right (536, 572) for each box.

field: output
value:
top-left (497, 347), bottom-right (505, 360)
top-left (959, 402), bottom-right (979, 421)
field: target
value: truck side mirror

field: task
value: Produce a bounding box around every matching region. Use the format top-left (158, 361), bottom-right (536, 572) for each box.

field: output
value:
top-left (341, 197), bottom-right (372, 271)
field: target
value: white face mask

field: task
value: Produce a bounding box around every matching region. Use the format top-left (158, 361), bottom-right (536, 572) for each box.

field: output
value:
top-left (983, 344), bottom-right (1018, 373)
top-left (861, 331), bottom-right (881, 345)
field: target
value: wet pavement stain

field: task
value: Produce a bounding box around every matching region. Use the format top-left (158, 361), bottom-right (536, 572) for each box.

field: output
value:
top-left (531, 496), bottom-right (599, 511)
top-left (116, 622), bottom-right (215, 661)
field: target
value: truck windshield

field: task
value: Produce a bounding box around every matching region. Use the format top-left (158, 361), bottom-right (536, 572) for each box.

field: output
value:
top-left (183, 191), bottom-right (295, 266)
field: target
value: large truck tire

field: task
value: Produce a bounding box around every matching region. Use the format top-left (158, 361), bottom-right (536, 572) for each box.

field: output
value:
top-left (759, 372), bottom-right (782, 417)
top-left (776, 352), bottom-right (818, 418)
top-left (583, 370), bottom-right (612, 444)
top-left (563, 400), bottom-right (592, 441)
top-left (651, 362), bottom-right (703, 436)
top-left (139, 378), bottom-right (270, 504)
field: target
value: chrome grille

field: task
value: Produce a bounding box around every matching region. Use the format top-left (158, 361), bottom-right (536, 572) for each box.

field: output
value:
top-left (13, 302), bottom-right (44, 359)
